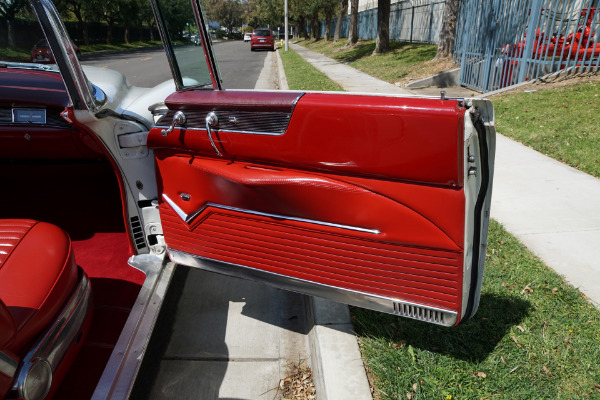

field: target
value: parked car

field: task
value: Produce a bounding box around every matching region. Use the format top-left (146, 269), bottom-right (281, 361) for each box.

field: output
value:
top-left (1, 0), bottom-right (495, 399)
top-left (244, 32), bottom-right (251, 42)
top-left (250, 28), bottom-right (274, 51)
top-left (193, 33), bottom-right (201, 45)
top-left (30, 39), bottom-right (80, 63)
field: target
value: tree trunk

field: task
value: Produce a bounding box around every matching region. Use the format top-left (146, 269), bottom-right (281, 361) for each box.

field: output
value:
top-left (147, 21), bottom-right (155, 41)
top-left (83, 23), bottom-right (89, 46)
top-left (346, 0), bottom-right (358, 47)
top-left (324, 11), bottom-right (333, 41)
top-left (373, 0), bottom-right (390, 54)
top-left (435, 0), bottom-right (460, 59)
top-left (106, 22), bottom-right (114, 44)
top-left (6, 19), bottom-right (16, 49)
top-left (124, 26), bottom-right (130, 44)
top-left (311, 8), bottom-right (320, 41)
top-left (334, 0), bottom-right (348, 42)
top-left (298, 15), bottom-right (308, 39)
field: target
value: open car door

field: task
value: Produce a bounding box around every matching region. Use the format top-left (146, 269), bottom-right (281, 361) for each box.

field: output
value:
top-left (147, 0), bottom-right (495, 327)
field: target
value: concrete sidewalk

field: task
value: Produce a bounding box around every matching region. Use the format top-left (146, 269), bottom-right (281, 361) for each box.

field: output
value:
top-left (287, 42), bottom-right (600, 307)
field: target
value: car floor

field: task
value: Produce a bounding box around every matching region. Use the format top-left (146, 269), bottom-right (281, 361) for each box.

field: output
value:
top-left (0, 160), bottom-right (144, 399)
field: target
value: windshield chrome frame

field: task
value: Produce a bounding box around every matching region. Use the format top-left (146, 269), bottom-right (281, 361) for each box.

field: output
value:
top-left (149, 0), bottom-right (222, 91)
top-left (30, 0), bottom-right (105, 112)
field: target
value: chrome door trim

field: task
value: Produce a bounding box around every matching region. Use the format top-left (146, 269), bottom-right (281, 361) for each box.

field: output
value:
top-left (92, 255), bottom-right (174, 400)
top-left (168, 249), bottom-right (458, 327)
top-left (162, 194), bottom-right (381, 235)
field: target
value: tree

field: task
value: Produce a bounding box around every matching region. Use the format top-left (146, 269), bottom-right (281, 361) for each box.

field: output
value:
top-left (55, 0), bottom-right (93, 45)
top-left (373, 0), bottom-right (390, 54)
top-left (435, 0), bottom-right (460, 59)
top-left (321, 0), bottom-right (338, 41)
top-left (346, 0), bottom-right (358, 47)
top-left (0, 0), bottom-right (27, 49)
top-left (333, 0), bottom-right (347, 42)
top-left (205, 0), bottom-right (244, 34)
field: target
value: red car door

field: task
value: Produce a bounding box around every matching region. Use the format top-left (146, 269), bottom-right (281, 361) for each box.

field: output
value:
top-left (147, 0), bottom-right (495, 327)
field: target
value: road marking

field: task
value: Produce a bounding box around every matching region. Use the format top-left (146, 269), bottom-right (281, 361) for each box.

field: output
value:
top-left (141, 57), bottom-right (152, 61)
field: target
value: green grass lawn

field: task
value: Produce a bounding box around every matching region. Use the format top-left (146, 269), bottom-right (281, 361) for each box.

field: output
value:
top-left (492, 80), bottom-right (600, 178)
top-left (78, 40), bottom-right (163, 54)
top-left (279, 49), bottom-right (600, 399)
top-left (295, 38), bottom-right (447, 84)
top-left (0, 47), bottom-right (30, 62)
top-left (278, 47), bottom-right (343, 91)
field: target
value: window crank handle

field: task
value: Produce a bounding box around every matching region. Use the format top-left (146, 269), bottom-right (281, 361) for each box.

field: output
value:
top-left (161, 111), bottom-right (186, 137)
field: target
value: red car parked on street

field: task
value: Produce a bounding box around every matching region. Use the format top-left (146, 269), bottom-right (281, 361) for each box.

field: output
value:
top-left (250, 28), bottom-right (274, 51)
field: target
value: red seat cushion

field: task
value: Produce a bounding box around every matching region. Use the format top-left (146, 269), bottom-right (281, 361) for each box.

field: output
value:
top-left (0, 220), bottom-right (78, 354)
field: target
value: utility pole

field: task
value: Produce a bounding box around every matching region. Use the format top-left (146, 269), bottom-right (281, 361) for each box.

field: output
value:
top-left (284, 0), bottom-right (289, 51)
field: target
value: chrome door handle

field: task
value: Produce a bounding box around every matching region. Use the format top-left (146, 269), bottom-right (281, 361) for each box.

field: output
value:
top-left (161, 111), bottom-right (186, 137)
top-left (205, 111), bottom-right (222, 156)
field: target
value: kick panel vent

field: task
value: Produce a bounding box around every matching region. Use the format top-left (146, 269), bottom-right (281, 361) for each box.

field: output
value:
top-left (130, 216), bottom-right (146, 249)
top-left (393, 302), bottom-right (447, 325)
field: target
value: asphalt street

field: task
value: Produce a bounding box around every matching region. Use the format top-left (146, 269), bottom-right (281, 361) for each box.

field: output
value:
top-left (81, 40), bottom-right (269, 89)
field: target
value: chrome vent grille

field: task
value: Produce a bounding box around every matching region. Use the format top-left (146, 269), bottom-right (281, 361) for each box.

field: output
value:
top-left (130, 216), bottom-right (146, 249)
top-left (158, 110), bottom-right (291, 135)
top-left (393, 302), bottom-right (447, 326)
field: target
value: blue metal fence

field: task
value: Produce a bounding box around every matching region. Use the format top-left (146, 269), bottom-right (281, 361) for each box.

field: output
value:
top-left (320, 0), bottom-right (446, 43)
top-left (455, 0), bottom-right (600, 92)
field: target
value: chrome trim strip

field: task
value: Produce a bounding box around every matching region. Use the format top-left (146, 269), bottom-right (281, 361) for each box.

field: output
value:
top-left (0, 352), bottom-right (18, 378)
top-left (162, 194), bottom-right (380, 235)
top-left (168, 249), bottom-right (458, 327)
top-left (153, 125), bottom-right (290, 137)
top-left (92, 255), bottom-right (174, 400)
top-left (10, 269), bottom-right (92, 398)
top-left (290, 92), bottom-right (305, 114)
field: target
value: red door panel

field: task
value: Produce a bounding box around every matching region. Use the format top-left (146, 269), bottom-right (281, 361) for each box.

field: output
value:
top-left (149, 91), bottom-right (492, 327)
top-left (149, 91), bottom-right (464, 187)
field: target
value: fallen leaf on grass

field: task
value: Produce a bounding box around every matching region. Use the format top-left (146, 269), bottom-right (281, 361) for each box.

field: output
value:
top-left (413, 382), bottom-right (418, 391)
top-left (501, 356), bottom-right (506, 364)
top-left (406, 392), bottom-right (412, 399)
top-left (476, 371), bottom-right (487, 379)
top-left (392, 340), bottom-right (407, 348)
top-left (516, 325), bottom-right (525, 332)
top-left (542, 365), bottom-right (551, 376)
top-left (512, 336), bottom-right (522, 348)
top-left (552, 288), bottom-right (559, 294)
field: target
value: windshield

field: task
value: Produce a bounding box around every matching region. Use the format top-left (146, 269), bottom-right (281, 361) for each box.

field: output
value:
top-left (0, 3), bottom-right (61, 74)
top-left (151, 0), bottom-right (217, 90)
top-left (253, 29), bottom-right (271, 37)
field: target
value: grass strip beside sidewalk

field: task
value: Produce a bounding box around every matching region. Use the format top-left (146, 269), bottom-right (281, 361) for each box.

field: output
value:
top-left (278, 47), bottom-right (344, 92)
top-left (279, 50), bottom-right (600, 399)
top-left (296, 38), bottom-right (455, 86)
top-left (492, 80), bottom-right (600, 178)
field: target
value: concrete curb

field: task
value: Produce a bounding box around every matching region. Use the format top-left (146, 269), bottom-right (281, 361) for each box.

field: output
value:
top-left (405, 68), bottom-right (460, 89)
top-left (306, 298), bottom-right (372, 400)
top-left (275, 48), bottom-right (289, 90)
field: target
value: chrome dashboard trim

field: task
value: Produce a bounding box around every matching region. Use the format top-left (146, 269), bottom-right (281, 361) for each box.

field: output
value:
top-left (162, 194), bottom-right (381, 235)
top-left (153, 126), bottom-right (289, 136)
top-left (168, 249), bottom-right (458, 327)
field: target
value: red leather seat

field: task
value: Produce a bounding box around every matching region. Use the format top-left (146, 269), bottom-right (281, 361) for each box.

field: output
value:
top-left (0, 219), bottom-right (78, 354)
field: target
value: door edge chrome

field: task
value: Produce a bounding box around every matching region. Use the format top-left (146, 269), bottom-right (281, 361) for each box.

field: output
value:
top-left (168, 249), bottom-right (458, 327)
